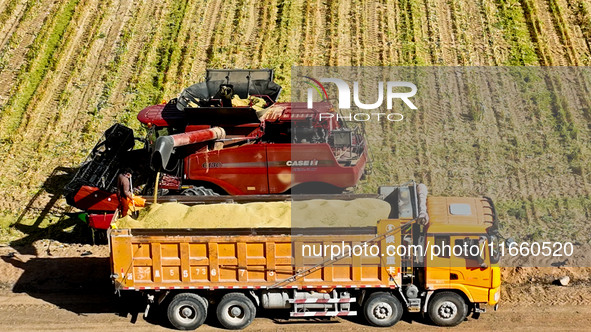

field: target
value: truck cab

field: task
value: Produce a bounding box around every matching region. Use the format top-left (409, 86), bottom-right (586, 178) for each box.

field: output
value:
top-left (378, 186), bottom-right (501, 326)
top-left (421, 196), bottom-right (501, 323)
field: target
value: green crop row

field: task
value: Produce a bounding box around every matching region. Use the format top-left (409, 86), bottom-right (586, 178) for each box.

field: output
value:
top-left (546, 78), bottom-right (585, 175)
top-left (0, 0), bottom-right (19, 32)
top-left (496, 195), bottom-right (591, 242)
top-left (80, 1), bottom-right (141, 142)
top-left (205, 0), bottom-right (239, 69)
top-left (574, 1), bottom-right (591, 40)
top-left (0, 0), bottom-right (39, 103)
top-left (120, 1), bottom-right (188, 127)
top-left (546, 0), bottom-right (577, 64)
top-left (10, 0), bottom-right (105, 170)
top-left (259, 0), bottom-right (304, 99)
top-left (154, 0), bottom-right (188, 86)
top-left (494, 0), bottom-right (539, 65)
top-left (518, 0), bottom-right (553, 65)
top-left (0, 0), bottom-right (80, 136)
top-left (398, 0), bottom-right (418, 65)
top-left (0, 1), bottom-right (36, 85)
top-left (46, 0), bottom-right (110, 142)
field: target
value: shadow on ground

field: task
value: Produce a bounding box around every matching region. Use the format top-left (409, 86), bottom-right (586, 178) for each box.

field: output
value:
top-left (0, 254), bottom-right (443, 330)
top-left (1, 255), bottom-right (151, 324)
top-left (9, 166), bottom-right (98, 255)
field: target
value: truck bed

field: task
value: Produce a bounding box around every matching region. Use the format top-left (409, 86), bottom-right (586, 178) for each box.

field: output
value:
top-left (109, 222), bottom-right (401, 291)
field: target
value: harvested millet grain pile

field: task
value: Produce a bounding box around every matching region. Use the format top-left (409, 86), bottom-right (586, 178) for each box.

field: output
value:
top-left (116, 198), bottom-right (390, 229)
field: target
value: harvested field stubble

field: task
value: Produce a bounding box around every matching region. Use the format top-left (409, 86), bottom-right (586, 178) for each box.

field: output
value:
top-left (0, 0), bottom-right (588, 248)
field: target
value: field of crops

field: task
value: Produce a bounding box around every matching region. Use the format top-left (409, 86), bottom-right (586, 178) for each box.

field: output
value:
top-left (0, 0), bottom-right (590, 243)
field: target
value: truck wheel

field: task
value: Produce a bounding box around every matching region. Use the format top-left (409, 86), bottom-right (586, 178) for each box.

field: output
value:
top-left (182, 186), bottom-right (219, 196)
top-left (427, 292), bottom-right (467, 327)
top-left (216, 293), bottom-right (256, 330)
top-left (167, 293), bottom-right (207, 330)
top-left (363, 292), bottom-right (403, 327)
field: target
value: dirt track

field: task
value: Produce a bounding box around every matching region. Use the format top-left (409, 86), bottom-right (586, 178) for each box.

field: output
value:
top-left (1, 241), bottom-right (591, 331)
top-left (0, 292), bottom-right (590, 331)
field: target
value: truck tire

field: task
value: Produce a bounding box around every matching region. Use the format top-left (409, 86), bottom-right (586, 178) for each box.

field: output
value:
top-left (427, 292), bottom-right (467, 327)
top-left (363, 292), bottom-right (403, 327)
top-left (167, 293), bottom-right (207, 330)
top-left (216, 293), bottom-right (256, 330)
top-left (182, 186), bottom-right (219, 196)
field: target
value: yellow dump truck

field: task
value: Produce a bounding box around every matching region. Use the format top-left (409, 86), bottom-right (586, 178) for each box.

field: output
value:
top-left (109, 183), bottom-right (501, 330)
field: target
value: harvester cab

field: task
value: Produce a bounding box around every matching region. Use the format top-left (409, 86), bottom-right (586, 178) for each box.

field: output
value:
top-left (176, 68), bottom-right (281, 110)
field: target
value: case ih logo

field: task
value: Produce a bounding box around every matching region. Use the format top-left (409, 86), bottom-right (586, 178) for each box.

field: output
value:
top-left (286, 160), bottom-right (319, 167)
top-left (303, 76), bottom-right (418, 110)
top-left (202, 162), bottom-right (222, 168)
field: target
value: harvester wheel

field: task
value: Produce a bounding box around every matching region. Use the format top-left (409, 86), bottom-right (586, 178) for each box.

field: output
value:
top-left (167, 293), bottom-right (207, 330)
top-left (363, 292), bottom-right (403, 327)
top-left (216, 293), bottom-right (256, 330)
top-left (181, 186), bottom-right (219, 196)
top-left (427, 292), bottom-right (467, 327)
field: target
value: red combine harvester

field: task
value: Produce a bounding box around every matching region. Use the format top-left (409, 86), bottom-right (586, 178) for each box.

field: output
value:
top-left (64, 69), bottom-right (369, 220)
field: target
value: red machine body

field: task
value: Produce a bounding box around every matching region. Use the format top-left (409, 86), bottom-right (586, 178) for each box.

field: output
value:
top-left (65, 69), bottom-right (369, 214)
top-left (138, 100), bottom-right (367, 195)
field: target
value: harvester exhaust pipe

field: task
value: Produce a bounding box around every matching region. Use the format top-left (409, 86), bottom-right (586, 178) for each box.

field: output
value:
top-left (151, 127), bottom-right (225, 171)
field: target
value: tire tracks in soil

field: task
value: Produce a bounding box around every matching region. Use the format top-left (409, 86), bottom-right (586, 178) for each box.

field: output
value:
top-left (185, 0), bottom-right (223, 84)
top-left (0, 0), bottom-right (78, 138)
top-left (456, 0), bottom-right (491, 65)
top-left (0, 0), bottom-right (56, 111)
top-left (71, 0), bottom-right (135, 117)
top-left (205, 0), bottom-right (241, 68)
top-left (162, 0), bottom-right (202, 95)
top-left (256, 0), bottom-right (278, 67)
top-left (525, 0), bottom-right (570, 65)
top-left (566, 0), bottom-right (591, 63)
top-left (0, 0), bottom-right (104, 206)
top-left (46, 0), bottom-right (136, 172)
top-left (546, 0), bottom-right (580, 64)
top-left (106, 0), bottom-right (167, 117)
top-left (433, 0), bottom-right (459, 65)
top-left (231, 0), bottom-right (259, 68)
top-left (0, 0), bottom-right (26, 52)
